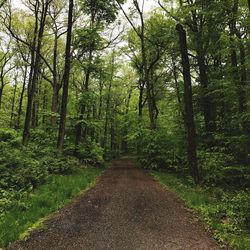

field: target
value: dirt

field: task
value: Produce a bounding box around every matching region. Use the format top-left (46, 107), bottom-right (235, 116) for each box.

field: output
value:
top-left (9, 158), bottom-right (222, 250)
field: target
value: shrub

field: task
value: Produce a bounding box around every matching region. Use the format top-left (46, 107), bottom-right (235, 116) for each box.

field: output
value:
top-left (77, 140), bottom-right (104, 166)
top-left (136, 129), bottom-right (185, 170)
top-left (198, 150), bottom-right (249, 188)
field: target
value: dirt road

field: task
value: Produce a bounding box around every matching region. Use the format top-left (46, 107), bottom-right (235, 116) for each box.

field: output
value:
top-left (9, 158), bottom-right (220, 250)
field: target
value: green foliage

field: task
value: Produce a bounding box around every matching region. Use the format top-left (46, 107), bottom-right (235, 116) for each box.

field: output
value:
top-left (136, 128), bottom-right (185, 170)
top-left (77, 139), bottom-right (104, 166)
top-left (0, 167), bottom-right (103, 248)
top-left (0, 129), bottom-right (81, 193)
top-left (198, 149), bottom-right (250, 188)
top-left (82, 0), bottom-right (125, 24)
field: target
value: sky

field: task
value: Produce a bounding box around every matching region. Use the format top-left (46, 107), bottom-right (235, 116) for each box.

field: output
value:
top-left (13, 0), bottom-right (159, 12)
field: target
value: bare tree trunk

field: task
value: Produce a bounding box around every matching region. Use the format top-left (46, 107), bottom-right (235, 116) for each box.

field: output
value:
top-left (57, 0), bottom-right (74, 152)
top-left (176, 24), bottom-right (200, 184)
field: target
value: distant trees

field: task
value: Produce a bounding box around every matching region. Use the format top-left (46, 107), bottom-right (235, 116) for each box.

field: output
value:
top-left (0, 0), bottom-right (249, 183)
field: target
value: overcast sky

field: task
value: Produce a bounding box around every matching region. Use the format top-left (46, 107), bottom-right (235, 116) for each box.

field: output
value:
top-left (13, 0), bottom-right (158, 12)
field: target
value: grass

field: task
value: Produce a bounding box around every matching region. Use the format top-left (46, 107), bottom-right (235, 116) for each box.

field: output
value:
top-left (152, 171), bottom-right (250, 250)
top-left (0, 167), bottom-right (103, 248)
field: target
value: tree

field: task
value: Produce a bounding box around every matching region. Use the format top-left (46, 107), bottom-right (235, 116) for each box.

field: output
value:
top-left (22, 0), bottom-right (51, 145)
top-left (176, 23), bottom-right (200, 184)
top-left (0, 44), bottom-right (14, 109)
top-left (57, 0), bottom-right (74, 152)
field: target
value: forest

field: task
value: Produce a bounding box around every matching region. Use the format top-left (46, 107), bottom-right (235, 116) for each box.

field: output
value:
top-left (0, 0), bottom-right (249, 249)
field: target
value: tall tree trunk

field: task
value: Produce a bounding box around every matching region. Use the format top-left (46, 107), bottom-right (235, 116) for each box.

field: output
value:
top-left (91, 104), bottom-right (97, 141)
top-left (42, 86), bottom-right (47, 125)
top-left (51, 30), bottom-right (61, 126)
top-left (122, 88), bottom-right (132, 152)
top-left (98, 81), bottom-right (103, 120)
top-left (239, 43), bottom-right (247, 113)
top-left (196, 49), bottom-right (215, 134)
top-left (10, 78), bottom-right (17, 128)
top-left (57, 0), bottom-right (74, 152)
top-left (17, 65), bottom-right (28, 129)
top-left (74, 46), bottom-right (93, 154)
top-left (23, 0), bottom-right (49, 145)
top-left (172, 58), bottom-right (184, 130)
top-left (102, 55), bottom-right (114, 153)
top-left (0, 87), bottom-right (3, 109)
top-left (51, 84), bottom-right (60, 126)
top-left (110, 117), bottom-right (115, 152)
top-left (138, 79), bottom-right (144, 116)
top-left (31, 84), bottom-right (39, 128)
top-left (176, 24), bottom-right (200, 184)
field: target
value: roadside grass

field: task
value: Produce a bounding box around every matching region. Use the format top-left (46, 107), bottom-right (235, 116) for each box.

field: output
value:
top-left (0, 167), bottom-right (103, 248)
top-left (152, 171), bottom-right (250, 250)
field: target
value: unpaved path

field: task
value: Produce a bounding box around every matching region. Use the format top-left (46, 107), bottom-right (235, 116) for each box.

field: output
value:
top-left (9, 158), bottom-right (220, 250)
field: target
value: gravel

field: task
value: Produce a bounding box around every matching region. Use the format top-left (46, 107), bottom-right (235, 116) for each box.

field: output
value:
top-left (9, 158), bottom-right (221, 250)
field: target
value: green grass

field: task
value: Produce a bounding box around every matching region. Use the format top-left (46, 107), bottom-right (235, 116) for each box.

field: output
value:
top-left (0, 167), bottom-right (103, 248)
top-left (152, 171), bottom-right (250, 250)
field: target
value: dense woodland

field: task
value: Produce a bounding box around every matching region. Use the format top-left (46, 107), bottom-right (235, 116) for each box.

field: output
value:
top-left (0, 0), bottom-right (250, 248)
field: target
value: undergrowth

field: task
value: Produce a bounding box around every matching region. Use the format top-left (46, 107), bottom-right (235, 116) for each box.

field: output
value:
top-left (0, 167), bottom-right (103, 248)
top-left (152, 171), bottom-right (250, 250)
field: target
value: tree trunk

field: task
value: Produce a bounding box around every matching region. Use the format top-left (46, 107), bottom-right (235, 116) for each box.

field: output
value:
top-left (23, 0), bottom-right (49, 145)
top-left (98, 81), bottom-right (103, 120)
top-left (196, 50), bottom-right (215, 134)
top-left (138, 79), bottom-right (144, 116)
top-left (51, 29), bottom-right (61, 126)
top-left (51, 84), bottom-right (60, 126)
top-left (176, 23), bottom-right (200, 184)
top-left (239, 43), bottom-right (247, 113)
top-left (57, 0), bottom-right (74, 152)
top-left (74, 45), bottom-right (93, 154)
top-left (31, 84), bottom-right (39, 128)
top-left (10, 78), bottom-right (17, 128)
top-left (42, 87), bottom-right (47, 125)
top-left (17, 65), bottom-right (28, 129)
top-left (102, 55), bottom-right (114, 153)
top-left (0, 87), bottom-right (3, 109)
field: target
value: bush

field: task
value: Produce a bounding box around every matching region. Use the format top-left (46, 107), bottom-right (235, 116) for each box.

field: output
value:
top-left (77, 140), bottom-right (104, 166)
top-left (44, 156), bottom-right (79, 175)
top-left (198, 150), bottom-right (249, 188)
top-left (218, 191), bottom-right (250, 231)
top-left (136, 129), bottom-right (185, 170)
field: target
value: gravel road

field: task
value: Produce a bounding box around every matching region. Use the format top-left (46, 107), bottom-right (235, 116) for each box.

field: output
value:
top-left (9, 158), bottom-right (220, 250)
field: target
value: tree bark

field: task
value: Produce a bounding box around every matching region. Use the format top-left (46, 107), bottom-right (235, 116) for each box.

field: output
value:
top-left (196, 49), bottom-right (215, 134)
top-left (57, 0), bottom-right (74, 152)
top-left (17, 65), bottom-right (28, 129)
top-left (176, 23), bottom-right (200, 184)
top-left (10, 78), bottom-right (17, 128)
top-left (0, 87), bottom-right (3, 109)
top-left (102, 54), bottom-right (115, 154)
top-left (23, 0), bottom-right (49, 145)
top-left (51, 84), bottom-right (60, 126)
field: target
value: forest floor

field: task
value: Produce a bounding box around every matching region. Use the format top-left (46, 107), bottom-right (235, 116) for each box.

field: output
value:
top-left (9, 158), bottom-right (221, 250)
